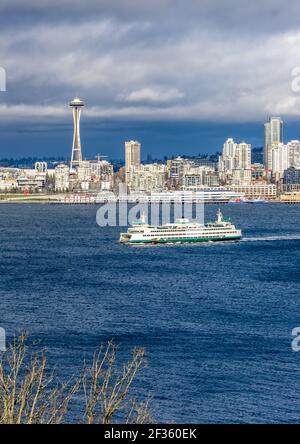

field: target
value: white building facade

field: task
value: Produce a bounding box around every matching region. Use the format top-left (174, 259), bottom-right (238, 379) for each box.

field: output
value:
top-left (271, 143), bottom-right (290, 178)
top-left (55, 164), bottom-right (70, 191)
top-left (264, 116), bottom-right (283, 171)
top-left (219, 139), bottom-right (252, 185)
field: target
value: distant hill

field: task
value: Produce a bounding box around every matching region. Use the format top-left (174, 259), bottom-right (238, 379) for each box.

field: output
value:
top-left (0, 157), bottom-right (66, 168)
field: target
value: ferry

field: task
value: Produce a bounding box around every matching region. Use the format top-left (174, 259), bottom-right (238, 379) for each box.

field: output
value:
top-left (119, 209), bottom-right (242, 245)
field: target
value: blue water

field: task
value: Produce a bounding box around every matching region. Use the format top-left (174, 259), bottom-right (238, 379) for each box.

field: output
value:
top-left (1, 203), bottom-right (300, 423)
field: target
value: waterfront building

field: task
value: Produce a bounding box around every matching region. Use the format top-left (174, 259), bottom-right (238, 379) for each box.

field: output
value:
top-left (0, 179), bottom-right (18, 191)
top-left (17, 175), bottom-right (46, 190)
top-left (279, 191), bottom-right (300, 202)
top-left (229, 184), bottom-right (277, 200)
top-left (62, 193), bottom-right (96, 204)
top-left (283, 167), bottom-right (300, 191)
top-left (145, 188), bottom-right (244, 204)
top-left (55, 164), bottom-right (70, 192)
top-left (0, 165), bottom-right (54, 192)
top-left (264, 116), bottom-right (283, 171)
top-left (69, 97), bottom-right (85, 170)
top-left (15, 166), bottom-right (49, 191)
top-left (125, 140), bottom-right (141, 186)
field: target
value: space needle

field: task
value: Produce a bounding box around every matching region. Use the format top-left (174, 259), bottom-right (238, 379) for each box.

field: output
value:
top-left (69, 97), bottom-right (85, 169)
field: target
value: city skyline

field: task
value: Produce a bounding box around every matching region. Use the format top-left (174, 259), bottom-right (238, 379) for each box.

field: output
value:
top-left (2, 1), bottom-right (300, 157)
top-left (2, 117), bottom-right (300, 160)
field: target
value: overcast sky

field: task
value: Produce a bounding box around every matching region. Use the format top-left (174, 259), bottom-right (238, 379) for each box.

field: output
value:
top-left (1, 0), bottom-right (300, 158)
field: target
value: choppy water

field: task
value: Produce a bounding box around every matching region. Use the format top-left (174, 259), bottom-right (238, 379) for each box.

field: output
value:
top-left (1, 203), bottom-right (300, 423)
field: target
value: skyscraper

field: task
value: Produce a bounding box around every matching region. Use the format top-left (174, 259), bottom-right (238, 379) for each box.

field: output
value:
top-left (125, 140), bottom-right (141, 185)
top-left (264, 117), bottom-right (283, 171)
top-left (271, 143), bottom-right (289, 178)
top-left (218, 138), bottom-right (237, 174)
top-left (234, 142), bottom-right (251, 170)
top-left (218, 139), bottom-right (252, 185)
top-left (69, 97), bottom-right (85, 170)
top-left (223, 138), bottom-right (237, 158)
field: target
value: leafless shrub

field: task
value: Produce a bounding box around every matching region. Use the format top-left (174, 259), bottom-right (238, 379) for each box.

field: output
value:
top-left (83, 340), bottom-right (153, 424)
top-left (0, 334), bottom-right (153, 424)
top-left (0, 333), bottom-right (80, 424)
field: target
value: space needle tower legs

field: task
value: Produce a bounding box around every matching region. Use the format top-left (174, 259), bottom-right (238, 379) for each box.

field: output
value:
top-left (69, 97), bottom-right (85, 170)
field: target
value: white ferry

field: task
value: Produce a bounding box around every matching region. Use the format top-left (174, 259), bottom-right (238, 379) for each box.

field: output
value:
top-left (119, 210), bottom-right (242, 245)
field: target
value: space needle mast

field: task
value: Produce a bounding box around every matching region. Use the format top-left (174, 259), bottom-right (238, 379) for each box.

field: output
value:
top-left (69, 97), bottom-right (85, 169)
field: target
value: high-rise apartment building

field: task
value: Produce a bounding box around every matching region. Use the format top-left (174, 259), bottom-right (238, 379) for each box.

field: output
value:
top-left (231, 142), bottom-right (252, 185)
top-left (270, 140), bottom-right (300, 179)
top-left (223, 138), bottom-right (237, 158)
top-left (234, 142), bottom-right (251, 170)
top-left (271, 143), bottom-right (289, 178)
top-left (264, 117), bottom-right (283, 170)
top-left (125, 140), bottom-right (141, 185)
top-left (218, 139), bottom-right (252, 185)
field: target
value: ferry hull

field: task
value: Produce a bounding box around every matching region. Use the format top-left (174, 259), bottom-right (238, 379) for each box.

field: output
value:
top-left (120, 235), bottom-right (242, 245)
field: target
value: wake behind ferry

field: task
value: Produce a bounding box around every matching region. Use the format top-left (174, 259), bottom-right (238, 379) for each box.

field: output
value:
top-left (119, 210), bottom-right (242, 245)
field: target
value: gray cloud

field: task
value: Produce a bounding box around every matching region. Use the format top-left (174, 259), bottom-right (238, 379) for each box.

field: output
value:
top-left (1, 0), bottom-right (300, 34)
top-left (119, 87), bottom-right (185, 104)
top-left (1, 1), bottom-right (300, 124)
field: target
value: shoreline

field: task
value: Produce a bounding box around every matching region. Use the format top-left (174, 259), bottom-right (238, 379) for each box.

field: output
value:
top-left (0, 198), bottom-right (299, 205)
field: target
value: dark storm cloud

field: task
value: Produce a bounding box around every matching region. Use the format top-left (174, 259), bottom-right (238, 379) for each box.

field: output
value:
top-left (1, 0), bottom-right (300, 34)
top-left (1, 0), bottom-right (300, 123)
